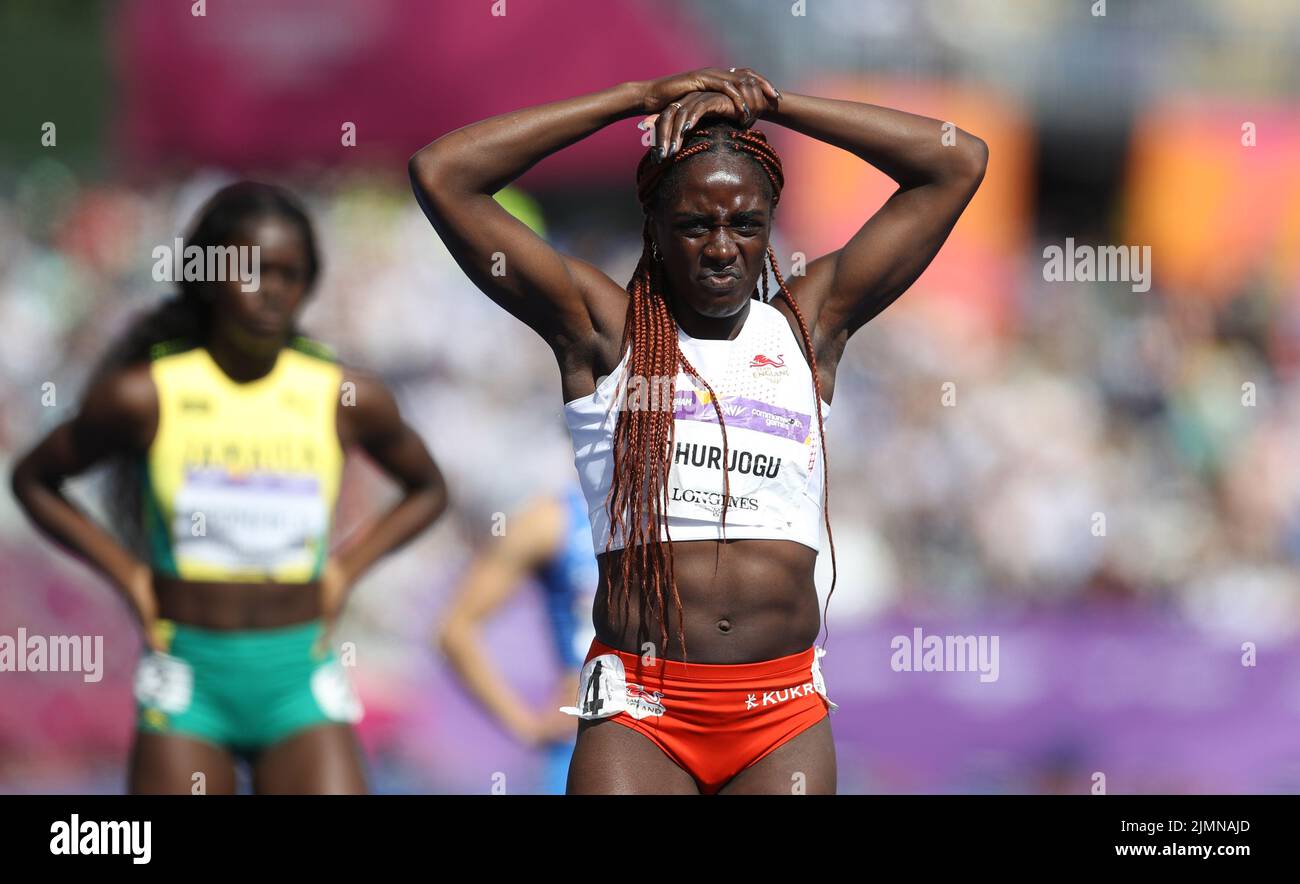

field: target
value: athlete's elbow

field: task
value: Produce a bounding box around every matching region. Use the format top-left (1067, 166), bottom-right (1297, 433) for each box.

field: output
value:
top-left (951, 132), bottom-right (988, 186)
top-left (427, 473), bottom-right (451, 523)
top-left (407, 469), bottom-right (450, 529)
top-left (408, 144), bottom-right (458, 203)
top-left (411, 128), bottom-right (477, 190)
top-left (9, 452), bottom-right (41, 511)
top-left (8, 458), bottom-right (25, 508)
top-left (434, 617), bottom-right (471, 658)
top-left (408, 149), bottom-right (439, 198)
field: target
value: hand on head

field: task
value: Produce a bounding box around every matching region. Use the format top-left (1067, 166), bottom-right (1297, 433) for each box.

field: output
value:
top-left (641, 67), bottom-right (781, 160)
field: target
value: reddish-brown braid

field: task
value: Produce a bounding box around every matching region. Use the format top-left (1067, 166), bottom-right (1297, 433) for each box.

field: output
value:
top-left (604, 121), bottom-right (838, 660)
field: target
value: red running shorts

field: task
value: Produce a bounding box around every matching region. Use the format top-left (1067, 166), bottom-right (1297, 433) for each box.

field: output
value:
top-left (561, 638), bottom-right (837, 794)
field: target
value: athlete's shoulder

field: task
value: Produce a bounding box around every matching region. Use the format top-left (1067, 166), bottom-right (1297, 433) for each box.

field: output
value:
top-left (147, 337), bottom-right (201, 364)
top-left (286, 334), bottom-right (339, 364)
top-left (330, 360), bottom-right (405, 447)
top-left (78, 361), bottom-right (158, 448)
top-left (281, 335), bottom-right (344, 395)
top-left (333, 359), bottom-right (387, 400)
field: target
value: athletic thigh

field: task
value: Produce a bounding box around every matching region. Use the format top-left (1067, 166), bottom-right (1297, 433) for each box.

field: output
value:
top-left (128, 731), bottom-right (238, 795)
top-left (252, 724), bottom-right (367, 795)
top-left (716, 717), bottom-right (836, 795)
top-left (566, 718), bottom-right (700, 795)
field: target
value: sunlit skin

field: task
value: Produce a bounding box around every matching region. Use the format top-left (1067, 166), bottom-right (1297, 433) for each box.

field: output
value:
top-left (649, 156), bottom-right (774, 338)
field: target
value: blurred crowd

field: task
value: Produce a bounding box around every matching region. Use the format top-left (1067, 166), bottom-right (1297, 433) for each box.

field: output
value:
top-left (688, 0), bottom-right (1300, 126)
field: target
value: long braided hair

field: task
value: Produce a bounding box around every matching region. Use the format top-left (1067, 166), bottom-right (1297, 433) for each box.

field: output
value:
top-left (603, 117), bottom-right (836, 660)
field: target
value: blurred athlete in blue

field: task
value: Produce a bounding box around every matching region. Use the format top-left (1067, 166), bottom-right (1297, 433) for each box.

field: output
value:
top-left (436, 486), bottom-right (596, 793)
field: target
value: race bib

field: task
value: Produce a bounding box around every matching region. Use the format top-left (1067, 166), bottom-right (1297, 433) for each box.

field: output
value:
top-left (560, 654), bottom-right (666, 721)
top-left (308, 660), bottom-right (364, 722)
top-left (310, 659), bottom-right (365, 724)
top-left (665, 391), bottom-right (818, 528)
top-left (133, 651), bottom-right (194, 715)
top-left (173, 468), bottom-right (326, 574)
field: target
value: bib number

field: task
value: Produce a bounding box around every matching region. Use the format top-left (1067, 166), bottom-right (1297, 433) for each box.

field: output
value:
top-left (133, 651), bottom-right (194, 715)
top-left (310, 659), bottom-right (364, 724)
top-left (559, 654), bottom-right (666, 721)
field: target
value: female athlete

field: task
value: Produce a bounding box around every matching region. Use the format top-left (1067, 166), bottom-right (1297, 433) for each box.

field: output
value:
top-left (11, 182), bottom-right (449, 794)
top-left (409, 68), bottom-right (985, 794)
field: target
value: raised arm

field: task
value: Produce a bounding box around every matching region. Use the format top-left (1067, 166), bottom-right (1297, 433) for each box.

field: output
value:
top-left (760, 93), bottom-right (988, 374)
top-left (408, 81), bottom-right (646, 359)
top-left (408, 71), bottom-right (779, 396)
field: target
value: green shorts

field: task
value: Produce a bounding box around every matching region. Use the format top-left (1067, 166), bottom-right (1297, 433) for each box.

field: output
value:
top-left (133, 619), bottom-right (363, 753)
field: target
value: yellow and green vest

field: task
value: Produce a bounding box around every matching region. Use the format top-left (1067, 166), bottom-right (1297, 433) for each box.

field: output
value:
top-left (142, 338), bottom-right (344, 583)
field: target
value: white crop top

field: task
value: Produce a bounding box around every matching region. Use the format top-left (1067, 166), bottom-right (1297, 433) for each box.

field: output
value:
top-left (563, 298), bottom-right (830, 553)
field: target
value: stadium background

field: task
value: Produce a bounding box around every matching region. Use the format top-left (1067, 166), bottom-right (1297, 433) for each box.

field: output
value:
top-left (1, 0), bottom-right (1299, 793)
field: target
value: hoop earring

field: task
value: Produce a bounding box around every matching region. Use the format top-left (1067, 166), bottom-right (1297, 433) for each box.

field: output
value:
top-left (651, 241), bottom-right (660, 261)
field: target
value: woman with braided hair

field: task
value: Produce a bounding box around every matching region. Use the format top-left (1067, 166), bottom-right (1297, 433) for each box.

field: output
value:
top-left (410, 68), bottom-right (986, 794)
